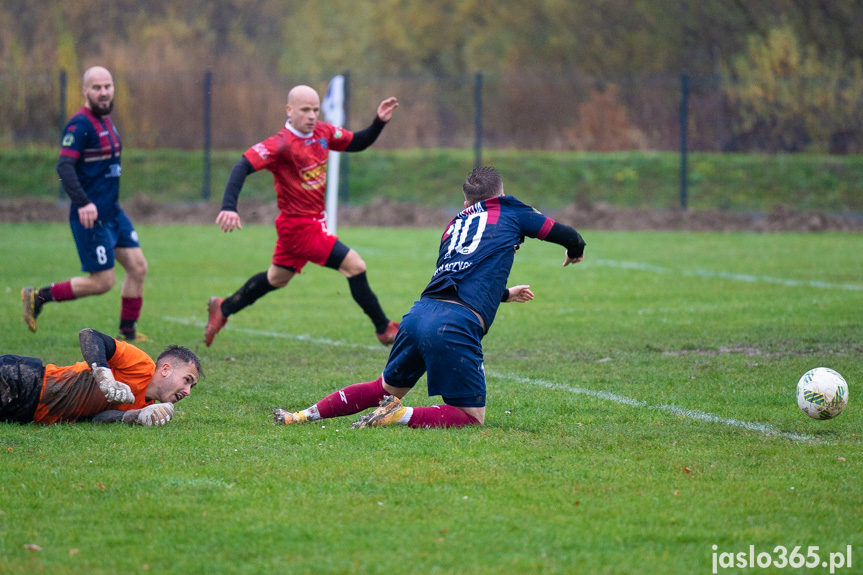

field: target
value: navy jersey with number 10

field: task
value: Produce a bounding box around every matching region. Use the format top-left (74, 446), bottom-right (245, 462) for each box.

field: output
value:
top-left (422, 195), bottom-right (556, 332)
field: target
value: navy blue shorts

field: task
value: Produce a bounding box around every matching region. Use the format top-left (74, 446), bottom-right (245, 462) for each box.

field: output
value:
top-left (383, 298), bottom-right (486, 408)
top-left (70, 209), bottom-right (140, 273)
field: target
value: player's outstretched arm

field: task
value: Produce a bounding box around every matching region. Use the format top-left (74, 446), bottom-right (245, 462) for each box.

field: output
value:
top-left (542, 221), bottom-right (586, 267)
top-left (217, 157), bottom-right (256, 232)
top-left (563, 253), bottom-right (585, 267)
top-left (78, 328), bottom-right (135, 404)
top-left (345, 100), bottom-right (399, 152)
top-left (504, 285), bottom-right (535, 303)
top-left (376, 97), bottom-right (399, 122)
top-left (133, 403), bottom-right (174, 426)
top-left (89, 410), bottom-right (129, 423)
top-left (57, 156), bottom-right (97, 228)
top-left (91, 363), bottom-right (135, 404)
top-left (216, 210), bottom-right (242, 232)
top-left (90, 403), bottom-right (174, 425)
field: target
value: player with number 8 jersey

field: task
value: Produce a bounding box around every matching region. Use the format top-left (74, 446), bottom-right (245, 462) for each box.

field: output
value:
top-left (21, 66), bottom-right (148, 342)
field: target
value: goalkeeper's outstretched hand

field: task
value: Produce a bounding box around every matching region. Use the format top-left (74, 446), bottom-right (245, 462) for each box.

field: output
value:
top-left (91, 364), bottom-right (135, 404)
top-left (135, 403), bottom-right (174, 426)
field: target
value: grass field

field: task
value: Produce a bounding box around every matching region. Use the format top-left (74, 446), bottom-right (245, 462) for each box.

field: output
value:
top-left (1, 222), bottom-right (861, 574)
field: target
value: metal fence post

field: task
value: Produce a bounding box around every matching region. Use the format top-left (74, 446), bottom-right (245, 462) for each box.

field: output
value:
top-left (59, 69), bottom-right (67, 199)
top-left (474, 71), bottom-right (483, 168)
top-left (202, 70), bottom-right (212, 201)
top-left (679, 70), bottom-right (689, 210)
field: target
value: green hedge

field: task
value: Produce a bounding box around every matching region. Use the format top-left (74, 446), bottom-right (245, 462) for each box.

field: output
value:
top-left (4, 146), bottom-right (862, 213)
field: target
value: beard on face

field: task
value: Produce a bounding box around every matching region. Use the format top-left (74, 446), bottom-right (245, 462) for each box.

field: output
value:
top-left (88, 94), bottom-right (114, 117)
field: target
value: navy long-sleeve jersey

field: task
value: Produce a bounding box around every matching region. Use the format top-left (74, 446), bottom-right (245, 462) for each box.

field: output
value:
top-left (422, 195), bottom-right (585, 332)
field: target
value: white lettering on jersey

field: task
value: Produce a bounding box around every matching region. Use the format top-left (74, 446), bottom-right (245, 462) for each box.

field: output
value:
top-left (252, 142), bottom-right (270, 159)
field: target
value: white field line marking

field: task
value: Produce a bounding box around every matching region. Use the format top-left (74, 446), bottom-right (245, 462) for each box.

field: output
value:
top-left (592, 259), bottom-right (863, 291)
top-left (162, 316), bottom-right (384, 351)
top-left (166, 315), bottom-right (813, 441)
top-left (492, 373), bottom-right (815, 442)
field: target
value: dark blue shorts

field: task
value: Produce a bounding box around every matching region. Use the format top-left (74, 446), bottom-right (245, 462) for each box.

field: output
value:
top-left (70, 209), bottom-right (140, 273)
top-left (383, 298), bottom-right (486, 408)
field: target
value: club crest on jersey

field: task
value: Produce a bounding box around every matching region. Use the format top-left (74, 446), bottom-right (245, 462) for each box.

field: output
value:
top-left (318, 138), bottom-right (328, 150)
top-left (62, 134), bottom-right (75, 146)
top-left (334, 129), bottom-right (343, 139)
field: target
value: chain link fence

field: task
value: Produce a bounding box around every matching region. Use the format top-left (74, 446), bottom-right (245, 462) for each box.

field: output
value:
top-left (0, 68), bottom-right (732, 151)
top-left (2, 68), bottom-right (861, 215)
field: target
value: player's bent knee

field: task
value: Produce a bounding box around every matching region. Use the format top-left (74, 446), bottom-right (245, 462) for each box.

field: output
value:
top-left (87, 274), bottom-right (115, 294)
top-left (133, 259), bottom-right (149, 278)
top-left (467, 412), bottom-right (485, 425)
top-left (266, 267), bottom-right (294, 288)
top-left (340, 251), bottom-right (367, 277)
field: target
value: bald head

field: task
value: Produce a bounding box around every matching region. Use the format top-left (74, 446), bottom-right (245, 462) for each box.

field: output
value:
top-left (82, 66), bottom-right (114, 117)
top-left (286, 85), bottom-right (321, 134)
top-left (83, 66), bottom-right (112, 87)
top-left (287, 85), bottom-right (319, 106)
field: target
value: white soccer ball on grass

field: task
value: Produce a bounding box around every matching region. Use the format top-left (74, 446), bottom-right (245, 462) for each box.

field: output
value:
top-left (796, 367), bottom-right (848, 420)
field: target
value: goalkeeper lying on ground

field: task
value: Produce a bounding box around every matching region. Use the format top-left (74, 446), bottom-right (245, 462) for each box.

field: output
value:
top-left (0, 328), bottom-right (201, 426)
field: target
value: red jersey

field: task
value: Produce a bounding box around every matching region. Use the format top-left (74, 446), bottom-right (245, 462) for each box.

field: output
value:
top-left (33, 340), bottom-right (155, 424)
top-left (243, 121), bottom-right (354, 218)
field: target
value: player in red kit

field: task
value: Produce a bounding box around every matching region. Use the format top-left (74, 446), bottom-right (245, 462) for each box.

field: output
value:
top-left (205, 85), bottom-right (401, 347)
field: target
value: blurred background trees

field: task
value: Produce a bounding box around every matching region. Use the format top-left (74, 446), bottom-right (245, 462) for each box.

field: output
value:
top-left (1, 0), bottom-right (861, 153)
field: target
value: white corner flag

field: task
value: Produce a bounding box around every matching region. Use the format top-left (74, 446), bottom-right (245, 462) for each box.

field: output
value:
top-left (322, 75), bottom-right (345, 235)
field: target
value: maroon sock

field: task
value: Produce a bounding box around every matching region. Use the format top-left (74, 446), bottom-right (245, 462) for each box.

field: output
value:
top-left (121, 297), bottom-right (143, 322)
top-left (49, 281), bottom-right (76, 302)
top-left (315, 377), bottom-right (387, 419)
top-left (408, 405), bottom-right (480, 428)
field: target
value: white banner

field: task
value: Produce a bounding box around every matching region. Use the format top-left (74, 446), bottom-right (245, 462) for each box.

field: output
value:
top-left (323, 75), bottom-right (345, 234)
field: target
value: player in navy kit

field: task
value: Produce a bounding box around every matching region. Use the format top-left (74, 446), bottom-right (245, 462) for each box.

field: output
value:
top-left (273, 166), bottom-right (587, 429)
top-left (21, 66), bottom-right (148, 342)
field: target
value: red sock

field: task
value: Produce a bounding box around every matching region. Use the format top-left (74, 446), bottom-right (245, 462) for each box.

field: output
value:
top-left (49, 281), bottom-right (76, 302)
top-left (316, 377), bottom-right (387, 419)
top-left (121, 297), bottom-right (143, 322)
top-left (408, 405), bottom-right (480, 428)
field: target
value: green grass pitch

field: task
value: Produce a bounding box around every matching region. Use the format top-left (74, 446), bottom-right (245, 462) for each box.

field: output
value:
top-left (1, 222), bottom-right (861, 574)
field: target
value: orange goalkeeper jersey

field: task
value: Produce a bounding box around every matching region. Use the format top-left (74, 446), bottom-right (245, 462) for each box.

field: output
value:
top-left (33, 340), bottom-right (155, 424)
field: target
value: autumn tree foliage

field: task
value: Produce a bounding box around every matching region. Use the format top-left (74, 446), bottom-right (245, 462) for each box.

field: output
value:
top-left (1, 1), bottom-right (862, 152)
top-left (723, 24), bottom-right (863, 153)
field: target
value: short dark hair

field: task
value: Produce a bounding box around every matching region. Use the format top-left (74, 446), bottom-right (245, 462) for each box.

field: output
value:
top-left (157, 345), bottom-right (204, 379)
top-left (463, 166), bottom-right (503, 205)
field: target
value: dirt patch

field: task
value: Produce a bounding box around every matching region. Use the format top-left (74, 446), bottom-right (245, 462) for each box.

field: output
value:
top-left (662, 343), bottom-right (863, 357)
top-left (2, 195), bottom-right (862, 232)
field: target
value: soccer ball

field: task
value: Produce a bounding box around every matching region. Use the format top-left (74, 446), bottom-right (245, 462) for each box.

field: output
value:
top-left (796, 367), bottom-right (849, 420)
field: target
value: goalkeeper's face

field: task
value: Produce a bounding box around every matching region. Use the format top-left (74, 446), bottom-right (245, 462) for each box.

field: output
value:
top-left (148, 360), bottom-right (199, 404)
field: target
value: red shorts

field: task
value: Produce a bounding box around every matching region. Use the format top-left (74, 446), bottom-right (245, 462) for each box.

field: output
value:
top-left (272, 213), bottom-right (338, 272)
